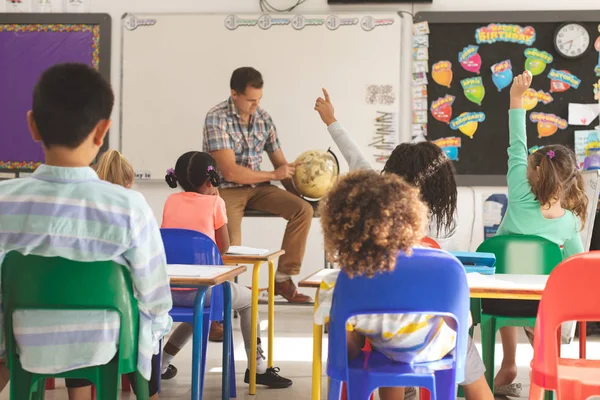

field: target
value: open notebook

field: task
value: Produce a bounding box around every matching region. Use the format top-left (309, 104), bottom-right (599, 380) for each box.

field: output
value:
top-left (225, 246), bottom-right (269, 256)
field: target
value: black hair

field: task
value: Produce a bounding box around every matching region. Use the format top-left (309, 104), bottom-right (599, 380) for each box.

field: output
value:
top-left (165, 151), bottom-right (221, 191)
top-left (230, 67), bottom-right (264, 94)
top-left (382, 142), bottom-right (457, 237)
top-left (32, 63), bottom-right (114, 149)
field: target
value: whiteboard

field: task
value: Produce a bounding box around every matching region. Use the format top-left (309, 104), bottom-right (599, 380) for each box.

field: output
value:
top-left (120, 13), bottom-right (402, 181)
top-left (580, 170), bottom-right (600, 251)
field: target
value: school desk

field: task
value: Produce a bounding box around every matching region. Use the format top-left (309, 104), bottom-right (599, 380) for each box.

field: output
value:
top-left (299, 270), bottom-right (554, 400)
top-left (221, 250), bottom-right (285, 395)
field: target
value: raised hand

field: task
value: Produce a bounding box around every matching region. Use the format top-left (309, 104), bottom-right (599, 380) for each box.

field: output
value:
top-left (510, 71), bottom-right (533, 109)
top-left (314, 88), bottom-right (336, 126)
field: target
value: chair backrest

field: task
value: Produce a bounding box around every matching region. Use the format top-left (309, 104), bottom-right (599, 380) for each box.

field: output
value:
top-left (476, 235), bottom-right (562, 275)
top-left (160, 228), bottom-right (223, 265)
top-left (532, 252), bottom-right (600, 385)
top-left (421, 237), bottom-right (441, 249)
top-left (327, 248), bottom-right (469, 383)
top-left (1, 252), bottom-right (139, 371)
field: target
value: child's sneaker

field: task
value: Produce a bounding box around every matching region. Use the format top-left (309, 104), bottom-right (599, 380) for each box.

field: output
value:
top-left (244, 367), bottom-right (293, 388)
top-left (161, 364), bottom-right (178, 380)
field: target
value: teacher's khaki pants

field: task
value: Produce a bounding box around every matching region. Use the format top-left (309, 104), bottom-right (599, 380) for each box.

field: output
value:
top-left (219, 184), bottom-right (314, 276)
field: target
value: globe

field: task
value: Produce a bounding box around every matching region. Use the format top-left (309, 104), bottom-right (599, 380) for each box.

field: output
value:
top-left (292, 149), bottom-right (339, 200)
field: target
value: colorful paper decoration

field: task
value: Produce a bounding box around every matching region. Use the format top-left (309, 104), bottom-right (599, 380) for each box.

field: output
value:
top-left (529, 112), bottom-right (568, 138)
top-left (430, 95), bottom-right (455, 124)
top-left (528, 146), bottom-right (542, 154)
top-left (491, 60), bottom-right (513, 92)
top-left (524, 48), bottom-right (553, 76)
top-left (450, 112), bottom-right (486, 139)
top-left (433, 137), bottom-right (462, 161)
top-left (547, 69), bottom-right (581, 93)
top-left (458, 45), bottom-right (482, 74)
top-left (432, 61), bottom-right (453, 87)
top-left (461, 77), bottom-right (485, 105)
top-left (522, 89), bottom-right (554, 111)
top-left (475, 24), bottom-right (536, 45)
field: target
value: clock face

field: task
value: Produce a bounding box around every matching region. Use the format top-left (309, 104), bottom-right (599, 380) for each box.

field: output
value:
top-left (555, 23), bottom-right (591, 59)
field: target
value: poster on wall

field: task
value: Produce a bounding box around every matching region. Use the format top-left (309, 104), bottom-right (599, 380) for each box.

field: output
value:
top-left (33, 0), bottom-right (63, 12)
top-left (65, 0), bottom-right (90, 13)
top-left (4, 0), bottom-right (32, 12)
top-left (483, 194), bottom-right (508, 240)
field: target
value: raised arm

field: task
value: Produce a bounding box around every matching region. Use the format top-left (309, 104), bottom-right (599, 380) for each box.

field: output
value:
top-left (506, 72), bottom-right (536, 202)
top-left (314, 89), bottom-right (372, 172)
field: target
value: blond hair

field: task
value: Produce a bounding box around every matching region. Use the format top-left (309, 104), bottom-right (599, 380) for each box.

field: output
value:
top-left (96, 149), bottom-right (134, 188)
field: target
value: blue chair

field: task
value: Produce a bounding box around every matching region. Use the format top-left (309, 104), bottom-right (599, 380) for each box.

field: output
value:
top-left (327, 248), bottom-right (470, 400)
top-left (160, 228), bottom-right (236, 398)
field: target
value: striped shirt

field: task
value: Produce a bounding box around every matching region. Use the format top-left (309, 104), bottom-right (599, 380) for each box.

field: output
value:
top-left (203, 97), bottom-right (281, 188)
top-left (315, 269), bottom-right (456, 363)
top-left (0, 165), bottom-right (173, 380)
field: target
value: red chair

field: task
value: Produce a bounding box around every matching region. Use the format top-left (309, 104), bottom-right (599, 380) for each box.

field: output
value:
top-left (421, 237), bottom-right (441, 249)
top-left (530, 252), bottom-right (600, 400)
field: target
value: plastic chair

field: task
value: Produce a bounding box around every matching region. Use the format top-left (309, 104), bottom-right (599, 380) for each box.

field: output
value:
top-left (475, 235), bottom-right (563, 395)
top-left (327, 248), bottom-right (470, 400)
top-left (530, 252), bottom-right (600, 400)
top-left (2, 252), bottom-right (149, 400)
top-left (421, 237), bottom-right (441, 249)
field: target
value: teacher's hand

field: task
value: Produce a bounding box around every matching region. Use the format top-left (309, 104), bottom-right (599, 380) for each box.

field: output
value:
top-left (314, 88), bottom-right (337, 126)
top-left (274, 163), bottom-right (296, 181)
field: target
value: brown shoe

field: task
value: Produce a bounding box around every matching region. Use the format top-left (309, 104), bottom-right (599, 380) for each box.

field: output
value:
top-left (274, 279), bottom-right (313, 303)
top-left (209, 321), bottom-right (224, 342)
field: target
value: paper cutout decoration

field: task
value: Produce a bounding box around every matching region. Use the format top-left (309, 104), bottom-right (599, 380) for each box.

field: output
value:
top-left (568, 103), bottom-right (600, 126)
top-left (528, 146), bottom-right (542, 154)
top-left (450, 112), bottom-right (486, 139)
top-left (430, 95), bottom-right (455, 124)
top-left (529, 112), bottom-right (568, 138)
top-left (475, 24), bottom-right (536, 45)
top-left (595, 36), bottom-right (600, 51)
top-left (524, 48), bottom-right (553, 76)
top-left (595, 80), bottom-right (600, 101)
top-left (461, 77), bottom-right (485, 105)
top-left (432, 61), bottom-right (453, 87)
top-left (548, 69), bottom-right (581, 93)
top-left (491, 60), bottom-right (513, 92)
top-left (522, 89), bottom-right (554, 111)
top-left (459, 45), bottom-right (482, 74)
top-left (433, 137), bottom-right (462, 161)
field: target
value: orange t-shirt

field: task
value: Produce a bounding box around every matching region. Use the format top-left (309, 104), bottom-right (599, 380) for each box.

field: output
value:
top-left (161, 192), bottom-right (228, 242)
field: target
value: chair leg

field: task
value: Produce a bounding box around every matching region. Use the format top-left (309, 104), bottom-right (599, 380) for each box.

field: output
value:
top-left (328, 378), bottom-right (343, 400)
top-left (200, 314), bottom-right (211, 396)
top-left (10, 363), bottom-right (34, 400)
top-left (45, 378), bottom-right (55, 390)
top-left (420, 388), bottom-right (431, 400)
top-left (134, 371), bottom-right (150, 400)
top-left (346, 381), bottom-right (373, 400)
top-left (480, 314), bottom-right (497, 392)
top-left (121, 375), bottom-right (131, 391)
top-left (433, 367), bottom-right (455, 400)
top-left (229, 337), bottom-right (237, 398)
top-left (96, 362), bottom-right (120, 400)
top-left (529, 382), bottom-right (545, 400)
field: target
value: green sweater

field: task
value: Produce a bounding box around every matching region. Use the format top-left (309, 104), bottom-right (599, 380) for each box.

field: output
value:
top-left (497, 109), bottom-right (583, 258)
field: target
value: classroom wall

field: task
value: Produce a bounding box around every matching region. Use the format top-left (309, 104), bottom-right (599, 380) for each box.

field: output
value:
top-left (90, 0), bottom-right (595, 290)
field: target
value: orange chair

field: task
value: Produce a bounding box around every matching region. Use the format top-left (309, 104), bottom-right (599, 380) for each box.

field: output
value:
top-left (421, 237), bottom-right (441, 249)
top-left (530, 252), bottom-right (600, 400)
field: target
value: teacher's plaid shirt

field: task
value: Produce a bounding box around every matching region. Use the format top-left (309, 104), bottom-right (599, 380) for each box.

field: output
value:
top-left (203, 97), bottom-right (281, 188)
top-left (0, 165), bottom-right (173, 380)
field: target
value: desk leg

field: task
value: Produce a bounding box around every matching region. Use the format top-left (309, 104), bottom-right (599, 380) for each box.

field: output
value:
top-left (268, 260), bottom-right (275, 368)
top-left (192, 287), bottom-right (208, 400)
top-left (222, 282), bottom-right (232, 400)
top-left (249, 262), bottom-right (262, 395)
top-left (312, 288), bottom-right (322, 400)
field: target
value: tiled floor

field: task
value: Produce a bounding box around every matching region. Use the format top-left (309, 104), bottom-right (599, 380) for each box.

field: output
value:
top-left (0, 305), bottom-right (597, 399)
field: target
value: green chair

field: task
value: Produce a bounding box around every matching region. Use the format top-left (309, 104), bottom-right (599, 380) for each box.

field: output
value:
top-left (474, 235), bottom-right (562, 396)
top-left (1, 252), bottom-right (149, 400)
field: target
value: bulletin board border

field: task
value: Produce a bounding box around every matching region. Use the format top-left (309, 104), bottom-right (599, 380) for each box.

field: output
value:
top-left (415, 10), bottom-right (600, 187)
top-left (0, 13), bottom-right (112, 175)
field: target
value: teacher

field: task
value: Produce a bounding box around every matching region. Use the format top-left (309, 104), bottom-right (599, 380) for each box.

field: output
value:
top-left (203, 67), bottom-right (313, 304)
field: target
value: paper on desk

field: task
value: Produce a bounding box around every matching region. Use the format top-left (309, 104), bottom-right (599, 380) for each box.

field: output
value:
top-left (568, 103), bottom-right (600, 126)
top-left (167, 264), bottom-right (224, 277)
top-left (226, 246), bottom-right (269, 256)
top-left (466, 273), bottom-right (516, 289)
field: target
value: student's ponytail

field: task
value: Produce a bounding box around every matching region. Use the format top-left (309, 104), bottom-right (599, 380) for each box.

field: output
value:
top-left (96, 149), bottom-right (134, 188)
top-left (165, 168), bottom-right (178, 188)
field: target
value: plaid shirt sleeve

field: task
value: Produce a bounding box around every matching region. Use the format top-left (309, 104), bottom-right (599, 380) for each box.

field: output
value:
top-left (203, 111), bottom-right (234, 152)
top-left (263, 113), bottom-right (281, 154)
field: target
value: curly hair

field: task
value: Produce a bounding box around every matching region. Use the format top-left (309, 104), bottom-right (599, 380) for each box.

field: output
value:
top-left (319, 170), bottom-right (428, 278)
top-left (382, 142), bottom-right (457, 237)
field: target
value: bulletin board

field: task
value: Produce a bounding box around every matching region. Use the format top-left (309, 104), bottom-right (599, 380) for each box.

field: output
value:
top-left (414, 11), bottom-right (600, 186)
top-left (0, 13), bottom-right (111, 178)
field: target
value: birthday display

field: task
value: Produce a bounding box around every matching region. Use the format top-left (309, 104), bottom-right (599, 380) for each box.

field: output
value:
top-left (458, 45), bottom-right (482, 74)
top-left (524, 48), bottom-right (553, 76)
top-left (522, 89), bottom-right (554, 111)
top-left (432, 61), bottom-right (453, 87)
top-left (529, 112), bottom-right (568, 138)
top-left (547, 69), bottom-right (581, 92)
top-left (450, 112), bottom-right (486, 139)
top-left (491, 60), bottom-right (513, 92)
top-left (461, 77), bottom-right (486, 105)
top-left (430, 95), bottom-right (455, 124)
top-left (433, 137), bottom-right (461, 161)
top-left (475, 24), bottom-right (536, 45)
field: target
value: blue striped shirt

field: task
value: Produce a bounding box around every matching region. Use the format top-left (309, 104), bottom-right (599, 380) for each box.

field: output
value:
top-left (0, 165), bottom-right (173, 380)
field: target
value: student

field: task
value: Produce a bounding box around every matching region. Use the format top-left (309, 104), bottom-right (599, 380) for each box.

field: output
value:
top-left (314, 89), bottom-right (457, 249)
top-left (95, 149), bottom-right (134, 188)
top-left (482, 72), bottom-right (587, 397)
top-left (159, 151), bottom-right (292, 389)
top-left (0, 63), bottom-right (172, 400)
top-left (317, 171), bottom-right (493, 400)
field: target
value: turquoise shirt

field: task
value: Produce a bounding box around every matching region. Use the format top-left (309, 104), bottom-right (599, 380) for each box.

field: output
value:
top-left (497, 109), bottom-right (584, 258)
